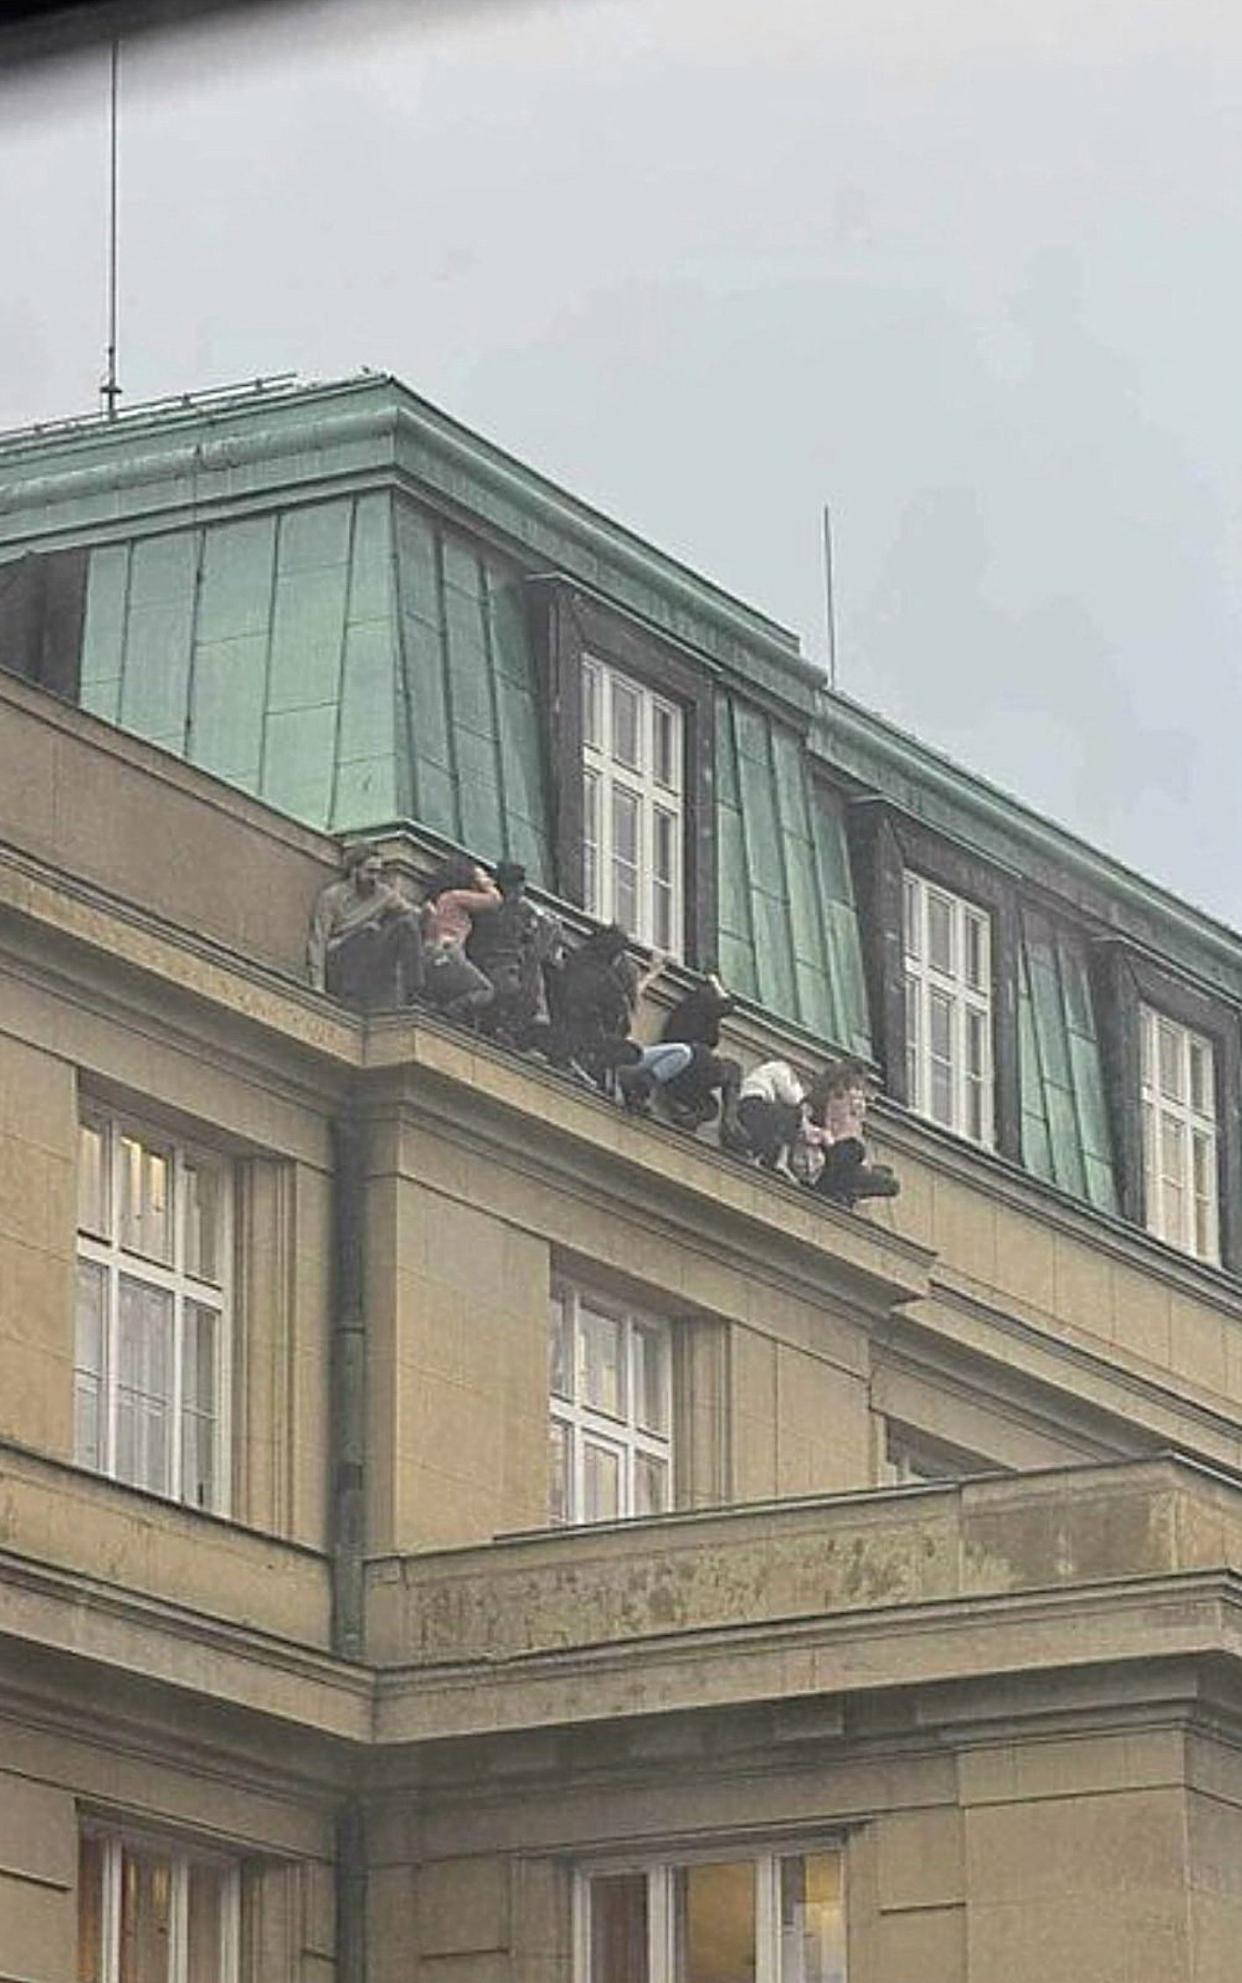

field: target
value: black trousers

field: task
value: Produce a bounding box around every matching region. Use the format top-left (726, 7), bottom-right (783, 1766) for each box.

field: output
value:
top-left (326, 914), bottom-right (423, 1011)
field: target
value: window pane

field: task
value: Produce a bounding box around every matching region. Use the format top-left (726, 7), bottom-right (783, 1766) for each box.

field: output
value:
top-left (581, 1306), bottom-right (625, 1416)
top-left (78, 1119), bottom-right (109, 1237)
top-left (611, 679), bottom-right (641, 769)
top-left (116, 1277), bottom-right (174, 1495)
top-left (611, 788), bottom-right (640, 934)
top-left (632, 1322), bottom-right (667, 1433)
top-left (181, 1302), bottom-right (220, 1510)
top-left (549, 1292), bottom-right (574, 1401)
top-left (1192, 1130), bottom-right (1217, 1260)
top-left (904, 976), bottom-right (920, 1109)
top-left (1161, 1115), bottom-right (1186, 1244)
top-left (676, 1860), bottom-right (755, 1983)
top-left (548, 1419), bottom-right (570, 1525)
top-left (927, 891), bottom-right (953, 975)
top-left (590, 1874), bottom-right (648, 1983)
top-left (634, 1452), bottom-right (668, 1516)
top-left (184, 1158), bottom-right (223, 1284)
top-left (77, 1835), bottom-right (105, 1983)
top-left (583, 770), bottom-right (601, 917)
top-left (929, 991), bottom-right (954, 1128)
top-left (903, 874), bottom-right (920, 961)
top-left (780, 1854), bottom-right (845, 1983)
top-left (119, 1844), bottom-right (174, 1983)
top-left (653, 702), bottom-right (678, 789)
top-left (75, 1262), bottom-right (107, 1469)
top-left (1157, 1020), bottom-right (1183, 1103)
top-left (965, 912), bottom-right (988, 993)
top-left (1189, 1036), bottom-right (1214, 1119)
top-left (582, 660), bottom-right (601, 749)
top-left (584, 1441), bottom-right (622, 1522)
top-left (653, 808), bottom-right (676, 884)
top-left (186, 1862), bottom-right (227, 1983)
top-left (120, 1133), bottom-right (173, 1265)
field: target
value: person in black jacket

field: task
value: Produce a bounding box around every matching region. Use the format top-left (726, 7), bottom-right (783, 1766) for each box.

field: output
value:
top-left (652, 972), bottom-right (744, 1137)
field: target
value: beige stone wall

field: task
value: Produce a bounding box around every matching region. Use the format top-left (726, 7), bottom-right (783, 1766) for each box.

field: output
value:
top-left (874, 1125), bottom-right (1242, 1469)
top-left (0, 1033), bottom-right (76, 1461)
top-left (365, 1104), bottom-right (878, 1553)
top-left (0, 1771), bottom-right (75, 1983)
top-left (0, 976), bottom-right (337, 1622)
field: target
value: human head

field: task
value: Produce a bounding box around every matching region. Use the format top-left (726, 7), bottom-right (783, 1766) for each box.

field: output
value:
top-left (495, 861), bottom-right (526, 898)
top-left (809, 1057), bottom-right (873, 1110)
top-left (423, 853), bottom-right (486, 902)
top-left (343, 841), bottom-right (384, 893)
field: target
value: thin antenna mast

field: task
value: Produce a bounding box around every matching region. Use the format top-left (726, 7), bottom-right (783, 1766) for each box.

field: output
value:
top-left (101, 39), bottom-right (122, 419)
top-left (821, 502), bottom-right (839, 689)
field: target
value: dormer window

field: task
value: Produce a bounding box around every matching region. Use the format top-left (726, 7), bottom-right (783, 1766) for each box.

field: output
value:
top-left (581, 656), bottom-right (684, 954)
top-left (902, 870), bottom-right (994, 1147)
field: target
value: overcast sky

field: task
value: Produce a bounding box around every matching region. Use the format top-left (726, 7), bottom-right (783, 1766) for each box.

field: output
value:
top-left (3, 0), bottom-right (1240, 925)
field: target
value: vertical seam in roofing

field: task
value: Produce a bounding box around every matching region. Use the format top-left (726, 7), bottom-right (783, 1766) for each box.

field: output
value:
top-left (388, 493), bottom-right (418, 824)
top-left (180, 526), bottom-right (204, 761)
top-left (255, 509), bottom-right (283, 802)
top-left (327, 499), bottom-right (359, 828)
top-left (767, 719), bottom-right (803, 1027)
top-left (722, 697), bottom-right (759, 990)
top-left (478, 558), bottom-right (510, 865)
top-left (432, 527), bottom-right (461, 844)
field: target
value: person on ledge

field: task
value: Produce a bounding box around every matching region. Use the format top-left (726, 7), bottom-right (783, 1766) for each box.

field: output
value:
top-left (307, 842), bottom-right (425, 1011)
top-left (799, 1058), bottom-right (900, 1209)
top-left (465, 860), bottom-right (564, 1046)
top-left (548, 925), bottom-right (664, 1092)
top-left (650, 972), bottom-right (744, 1135)
top-left (420, 855), bottom-right (502, 1022)
top-left (733, 1056), bottom-right (809, 1173)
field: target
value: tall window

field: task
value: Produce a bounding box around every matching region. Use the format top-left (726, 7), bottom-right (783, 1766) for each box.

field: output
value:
top-left (580, 1848), bottom-right (846, 1983)
top-left (1141, 1006), bottom-right (1219, 1262)
top-left (549, 1284), bottom-right (672, 1524)
top-left (902, 871), bottom-right (993, 1145)
top-left (78, 1829), bottom-right (240, 1983)
top-left (581, 656), bottom-right (684, 954)
top-left (75, 1111), bottom-right (232, 1513)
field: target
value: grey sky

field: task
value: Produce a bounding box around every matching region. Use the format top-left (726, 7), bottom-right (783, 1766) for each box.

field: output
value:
top-left (3, 0), bottom-right (1240, 924)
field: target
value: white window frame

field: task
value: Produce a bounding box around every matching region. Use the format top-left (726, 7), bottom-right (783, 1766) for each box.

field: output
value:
top-left (581, 654), bottom-right (685, 955)
top-left (78, 1825), bottom-right (241, 1983)
top-left (902, 870), bottom-right (994, 1147)
top-left (1140, 1005), bottom-right (1219, 1263)
top-left (549, 1282), bottom-right (673, 1524)
top-left (574, 1840), bottom-right (847, 1983)
top-left (75, 1107), bottom-right (233, 1515)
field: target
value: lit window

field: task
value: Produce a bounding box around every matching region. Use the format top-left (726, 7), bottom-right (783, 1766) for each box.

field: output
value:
top-left (902, 871), bottom-right (993, 1145)
top-left (75, 1111), bottom-right (232, 1513)
top-left (549, 1284), bottom-right (671, 1524)
top-left (77, 1829), bottom-right (240, 1983)
top-left (581, 656), bottom-right (684, 954)
top-left (1140, 1006), bottom-right (1218, 1262)
top-left (580, 1847), bottom-right (846, 1982)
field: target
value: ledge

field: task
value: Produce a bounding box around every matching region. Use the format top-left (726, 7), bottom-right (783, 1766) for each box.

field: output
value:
top-left (366, 1453), bottom-right (1242, 1682)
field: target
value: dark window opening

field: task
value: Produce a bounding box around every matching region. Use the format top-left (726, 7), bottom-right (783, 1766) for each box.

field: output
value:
top-left (0, 547), bottom-right (88, 701)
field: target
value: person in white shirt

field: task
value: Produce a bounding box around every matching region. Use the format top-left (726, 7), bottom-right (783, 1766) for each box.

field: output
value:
top-left (734, 1058), bottom-right (808, 1171)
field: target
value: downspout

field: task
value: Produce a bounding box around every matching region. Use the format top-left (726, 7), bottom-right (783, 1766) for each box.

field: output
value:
top-left (331, 1113), bottom-right (368, 1983)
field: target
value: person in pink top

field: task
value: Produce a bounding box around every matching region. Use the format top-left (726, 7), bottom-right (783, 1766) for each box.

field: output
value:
top-left (420, 855), bottom-right (502, 1021)
top-left (799, 1058), bottom-right (899, 1209)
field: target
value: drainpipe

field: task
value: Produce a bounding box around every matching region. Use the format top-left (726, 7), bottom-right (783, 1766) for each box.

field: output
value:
top-left (331, 1114), bottom-right (368, 1983)
top-left (330, 1113), bottom-right (367, 1658)
top-left (335, 1799), bottom-right (367, 1983)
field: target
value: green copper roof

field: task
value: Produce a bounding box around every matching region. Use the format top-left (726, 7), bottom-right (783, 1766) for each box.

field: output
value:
top-left (70, 489), bottom-right (551, 871)
top-left (716, 691), bottom-right (871, 1053)
top-left (1018, 907), bottom-right (1117, 1213)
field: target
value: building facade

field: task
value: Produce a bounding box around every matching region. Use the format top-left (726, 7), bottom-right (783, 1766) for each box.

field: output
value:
top-left (1, 375), bottom-right (1241, 1983)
